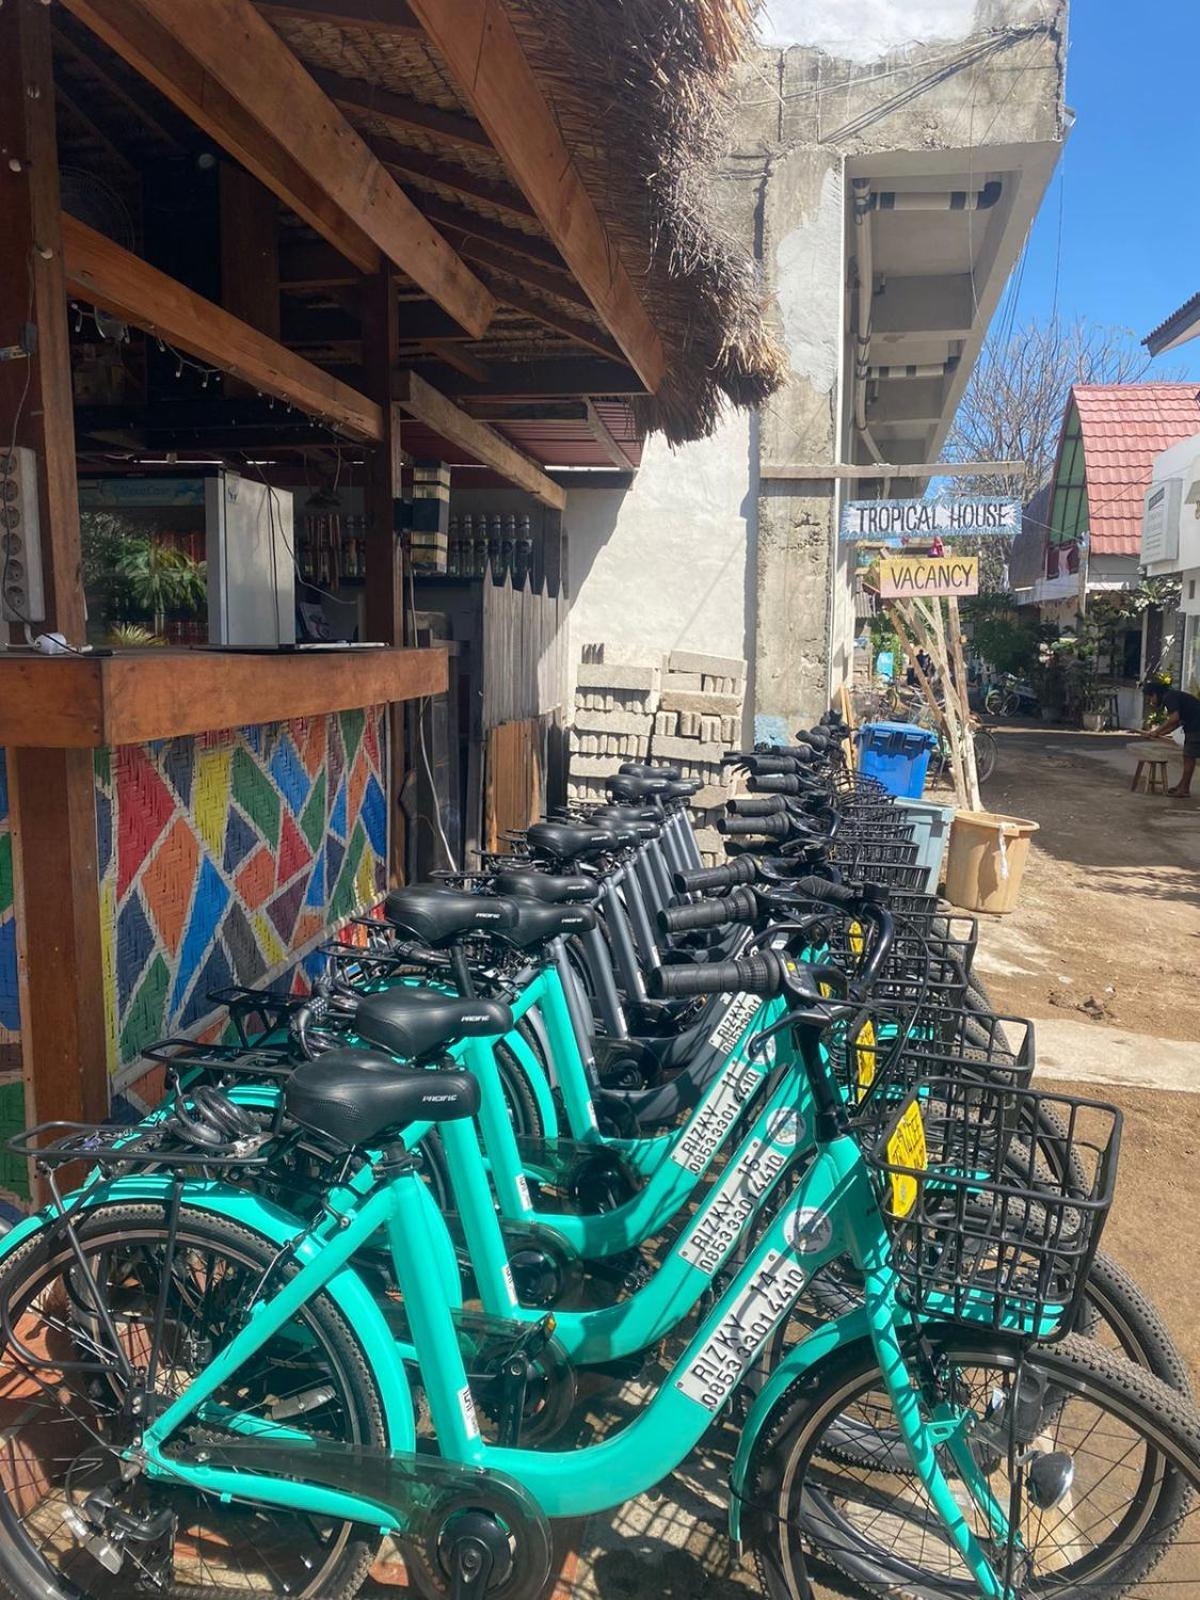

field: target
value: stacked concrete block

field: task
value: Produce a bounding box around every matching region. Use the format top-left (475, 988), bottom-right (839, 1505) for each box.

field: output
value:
top-left (651, 650), bottom-right (748, 866)
top-left (567, 657), bottom-right (661, 804)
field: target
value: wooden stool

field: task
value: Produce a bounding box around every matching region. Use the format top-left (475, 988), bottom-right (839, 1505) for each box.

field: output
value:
top-left (1132, 754), bottom-right (1171, 794)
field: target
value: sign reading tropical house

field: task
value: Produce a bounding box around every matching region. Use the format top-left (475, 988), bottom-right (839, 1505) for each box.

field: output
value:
top-left (840, 494), bottom-right (1020, 543)
top-left (878, 555), bottom-right (980, 599)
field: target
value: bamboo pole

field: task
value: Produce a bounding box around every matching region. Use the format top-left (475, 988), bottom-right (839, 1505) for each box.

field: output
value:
top-left (905, 597), bottom-right (966, 808)
top-left (888, 603), bottom-right (943, 730)
top-left (946, 596), bottom-right (981, 810)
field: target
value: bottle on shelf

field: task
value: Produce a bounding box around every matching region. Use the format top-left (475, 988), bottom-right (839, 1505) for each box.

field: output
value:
top-left (517, 514), bottom-right (534, 587)
top-left (473, 517), bottom-right (488, 579)
top-left (501, 512), bottom-right (516, 585)
top-left (447, 514), bottom-right (460, 577)
top-left (488, 512), bottom-right (502, 580)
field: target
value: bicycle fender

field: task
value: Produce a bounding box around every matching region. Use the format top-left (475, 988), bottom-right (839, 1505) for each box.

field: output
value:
top-left (0, 1177), bottom-right (416, 1452)
top-left (728, 1308), bottom-right (873, 1543)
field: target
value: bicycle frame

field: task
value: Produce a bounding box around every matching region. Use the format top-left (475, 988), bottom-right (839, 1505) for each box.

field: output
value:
top-left (128, 1111), bottom-right (1016, 1597)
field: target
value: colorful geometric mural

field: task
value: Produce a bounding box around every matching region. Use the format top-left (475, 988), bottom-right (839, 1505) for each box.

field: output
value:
top-left (96, 706), bottom-right (389, 1078)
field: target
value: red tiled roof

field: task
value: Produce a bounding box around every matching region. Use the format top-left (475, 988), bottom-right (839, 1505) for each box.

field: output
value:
top-left (1070, 384), bottom-right (1200, 555)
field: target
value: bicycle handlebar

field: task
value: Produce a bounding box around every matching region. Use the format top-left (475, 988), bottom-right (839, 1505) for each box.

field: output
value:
top-left (672, 857), bottom-right (758, 895)
top-left (658, 885), bottom-right (758, 935)
top-left (647, 952), bottom-right (783, 999)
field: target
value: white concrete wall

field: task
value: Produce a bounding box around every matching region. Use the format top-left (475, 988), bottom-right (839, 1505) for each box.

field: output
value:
top-left (563, 409), bottom-right (755, 714)
top-left (758, 0), bottom-right (1056, 59)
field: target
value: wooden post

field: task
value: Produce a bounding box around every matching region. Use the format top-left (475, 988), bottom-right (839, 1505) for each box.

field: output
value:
top-left (219, 161), bottom-right (281, 399)
top-left (1, 0), bottom-right (108, 1136)
top-left (917, 597), bottom-right (968, 809)
top-left (361, 268), bottom-right (408, 885)
top-left (946, 596), bottom-right (981, 810)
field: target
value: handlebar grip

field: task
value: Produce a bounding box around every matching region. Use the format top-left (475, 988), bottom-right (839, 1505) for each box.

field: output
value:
top-left (647, 952), bottom-right (782, 999)
top-left (673, 857), bottom-right (758, 895)
top-left (658, 885), bottom-right (758, 935)
top-left (788, 875), bottom-right (861, 907)
top-left (747, 756), bottom-right (805, 775)
top-left (725, 795), bottom-right (787, 817)
top-left (749, 773), bottom-right (803, 795)
top-left (718, 812), bottom-right (792, 839)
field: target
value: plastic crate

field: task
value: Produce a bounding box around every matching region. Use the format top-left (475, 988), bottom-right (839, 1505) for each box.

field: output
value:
top-left (895, 796), bottom-right (956, 894)
top-left (856, 721), bottom-right (938, 799)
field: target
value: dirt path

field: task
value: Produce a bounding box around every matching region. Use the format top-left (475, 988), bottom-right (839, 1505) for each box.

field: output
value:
top-left (956, 727), bottom-right (1200, 1042)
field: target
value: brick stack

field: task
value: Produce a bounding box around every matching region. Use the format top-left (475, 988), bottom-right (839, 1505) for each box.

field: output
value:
top-left (567, 660), bottom-right (661, 802)
top-left (567, 648), bottom-right (746, 867)
top-left (651, 651), bottom-right (746, 865)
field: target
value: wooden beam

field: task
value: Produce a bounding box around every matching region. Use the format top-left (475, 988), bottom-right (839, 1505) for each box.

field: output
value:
top-left (1, 0), bottom-right (107, 1162)
top-left (220, 162), bottom-right (280, 399)
top-left (410, 355), bottom-right (643, 399)
top-left (406, 0), bottom-right (666, 393)
top-left (584, 399), bottom-right (634, 470)
top-left (63, 216), bottom-right (383, 441)
top-left (371, 139), bottom-right (536, 221)
top-left (54, 83), bottom-right (137, 178)
top-left (310, 66), bottom-right (491, 151)
top-left (440, 231), bottom-right (593, 311)
top-left (420, 341), bottom-right (491, 382)
top-left (413, 193), bottom-right (563, 270)
top-left (255, 0), bottom-right (421, 30)
top-left (395, 369), bottom-right (566, 509)
top-left (476, 270), bottom-right (622, 361)
top-left (362, 270), bottom-right (405, 646)
top-left (62, 0), bottom-right (496, 336)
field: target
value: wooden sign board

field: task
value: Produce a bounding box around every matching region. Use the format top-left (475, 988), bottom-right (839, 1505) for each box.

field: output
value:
top-left (878, 555), bottom-right (979, 599)
top-left (840, 494), bottom-right (1019, 543)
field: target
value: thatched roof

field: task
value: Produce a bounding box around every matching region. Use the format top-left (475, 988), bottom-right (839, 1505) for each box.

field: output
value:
top-left (266, 0), bottom-right (784, 444)
top-left (504, 0), bottom-right (787, 442)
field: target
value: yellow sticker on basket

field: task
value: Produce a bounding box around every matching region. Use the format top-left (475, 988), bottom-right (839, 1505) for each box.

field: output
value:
top-left (854, 1018), bottom-right (877, 1100)
top-left (886, 1100), bottom-right (927, 1218)
top-left (848, 920), bottom-right (865, 958)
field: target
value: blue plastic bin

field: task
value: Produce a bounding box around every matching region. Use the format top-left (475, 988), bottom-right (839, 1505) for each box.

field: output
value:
top-left (895, 796), bottom-right (956, 893)
top-left (856, 721), bottom-right (938, 799)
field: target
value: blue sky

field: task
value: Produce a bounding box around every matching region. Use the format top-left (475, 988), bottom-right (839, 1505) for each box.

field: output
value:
top-left (1009, 0), bottom-right (1200, 376)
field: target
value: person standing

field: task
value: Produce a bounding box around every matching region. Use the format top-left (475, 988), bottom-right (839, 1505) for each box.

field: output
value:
top-left (1139, 677), bottom-right (1200, 798)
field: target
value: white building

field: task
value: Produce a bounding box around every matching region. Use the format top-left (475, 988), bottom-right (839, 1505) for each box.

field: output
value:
top-left (1141, 434), bottom-right (1200, 694)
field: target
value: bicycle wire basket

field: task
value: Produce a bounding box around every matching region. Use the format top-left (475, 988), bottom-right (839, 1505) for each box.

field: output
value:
top-left (825, 919), bottom-right (976, 1009)
top-left (830, 1003), bottom-right (1034, 1110)
top-left (864, 1076), bottom-right (1121, 1341)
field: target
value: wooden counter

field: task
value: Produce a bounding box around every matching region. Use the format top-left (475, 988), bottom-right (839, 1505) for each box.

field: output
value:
top-left (0, 645), bottom-right (448, 748)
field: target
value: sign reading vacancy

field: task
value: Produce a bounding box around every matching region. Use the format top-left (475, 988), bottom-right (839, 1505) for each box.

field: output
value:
top-left (878, 555), bottom-right (979, 599)
top-left (840, 495), bottom-right (1020, 542)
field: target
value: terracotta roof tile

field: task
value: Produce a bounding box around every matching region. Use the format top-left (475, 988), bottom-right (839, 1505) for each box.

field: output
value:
top-left (1070, 384), bottom-right (1200, 555)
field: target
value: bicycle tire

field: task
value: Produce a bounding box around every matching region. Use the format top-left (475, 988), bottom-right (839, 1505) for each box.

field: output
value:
top-left (972, 727), bottom-right (998, 783)
top-left (0, 1202), bottom-right (386, 1600)
top-left (983, 688), bottom-right (1004, 717)
top-left (746, 1327), bottom-right (1200, 1600)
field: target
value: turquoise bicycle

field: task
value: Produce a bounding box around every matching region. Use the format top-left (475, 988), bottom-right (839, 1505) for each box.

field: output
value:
top-left (1, 946), bottom-right (1198, 1600)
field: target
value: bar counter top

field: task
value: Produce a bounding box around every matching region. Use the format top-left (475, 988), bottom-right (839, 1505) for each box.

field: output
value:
top-left (0, 644), bottom-right (447, 748)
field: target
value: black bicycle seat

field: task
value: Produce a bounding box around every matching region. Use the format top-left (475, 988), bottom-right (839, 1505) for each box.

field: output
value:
top-left (606, 773), bottom-right (670, 801)
top-left (286, 1050), bottom-right (481, 1147)
top-left (619, 762), bottom-right (682, 782)
top-left (589, 805), bottom-right (661, 841)
top-left (491, 869), bottom-right (598, 905)
top-left (505, 901), bottom-right (597, 949)
top-left (355, 989), bottom-right (512, 1060)
top-left (382, 886), bottom-right (518, 946)
top-left (526, 821), bottom-right (619, 864)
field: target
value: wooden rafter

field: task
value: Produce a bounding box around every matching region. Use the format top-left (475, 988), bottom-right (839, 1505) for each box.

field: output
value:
top-left (310, 65), bottom-right (490, 151)
top-left (52, 20), bottom-right (182, 149)
top-left (439, 231), bottom-right (593, 311)
top-left (371, 138), bottom-right (535, 221)
top-left (394, 369), bottom-right (566, 508)
top-left (476, 270), bottom-right (622, 361)
top-left (414, 356), bottom-right (643, 398)
top-left (62, 0), bottom-right (496, 336)
top-left (584, 398), bottom-right (634, 469)
top-left (62, 216), bottom-right (383, 442)
top-left (413, 192), bottom-right (563, 271)
top-left (54, 82), bottom-right (136, 178)
top-left (255, 0), bottom-right (421, 31)
top-left (406, 0), bottom-right (666, 393)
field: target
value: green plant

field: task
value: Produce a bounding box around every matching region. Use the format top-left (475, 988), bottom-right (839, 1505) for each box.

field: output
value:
top-left (115, 537), bottom-right (207, 634)
top-left (106, 621), bottom-right (166, 648)
top-left (969, 613), bottom-right (1040, 677)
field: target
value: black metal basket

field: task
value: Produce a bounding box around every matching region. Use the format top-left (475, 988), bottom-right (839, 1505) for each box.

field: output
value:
top-left (7, 1118), bottom-right (272, 1173)
top-left (835, 856), bottom-right (930, 892)
top-left (826, 919), bottom-right (976, 1010)
top-left (865, 1077), bottom-right (1121, 1340)
top-left (837, 820), bottom-right (918, 847)
top-left (829, 1003), bottom-right (1033, 1109)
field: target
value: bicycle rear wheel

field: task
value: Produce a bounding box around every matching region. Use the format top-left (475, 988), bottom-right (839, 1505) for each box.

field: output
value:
top-left (972, 727), bottom-right (998, 783)
top-left (747, 1328), bottom-right (1200, 1600)
top-left (0, 1202), bottom-right (386, 1600)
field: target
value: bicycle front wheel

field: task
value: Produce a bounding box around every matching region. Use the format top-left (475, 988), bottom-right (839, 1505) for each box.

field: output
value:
top-left (972, 728), bottom-right (998, 783)
top-left (746, 1328), bottom-right (1200, 1600)
top-left (0, 1202), bottom-right (386, 1600)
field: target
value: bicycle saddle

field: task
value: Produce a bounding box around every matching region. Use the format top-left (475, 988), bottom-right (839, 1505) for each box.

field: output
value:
top-left (355, 989), bottom-right (513, 1060)
top-left (619, 762), bottom-right (682, 782)
top-left (526, 821), bottom-right (619, 864)
top-left (589, 804), bottom-right (661, 841)
top-left (382, 886), bottom-right (519, 946)
top-left (491, 869), bottom-right (598, 905)
top-left (609, 774), bottom-right (700, 804)
top-left (286, 1050), bottom-right (481, 1147)
top-left (505, 901), bottom-right (597, 949)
